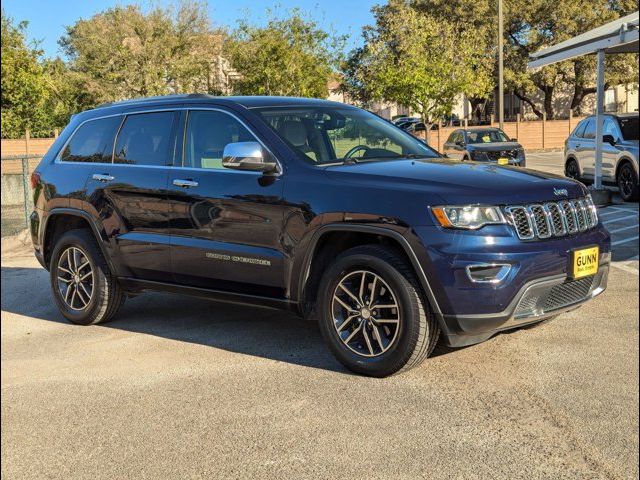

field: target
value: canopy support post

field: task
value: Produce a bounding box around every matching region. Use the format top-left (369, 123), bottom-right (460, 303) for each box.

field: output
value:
top-left (594, 49), bottom-right (605, 190)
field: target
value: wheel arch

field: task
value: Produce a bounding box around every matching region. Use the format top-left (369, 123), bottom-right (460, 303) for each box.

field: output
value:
top-left (42, 208), bottom-right (113, 272)
top-left (565, 154), bottom-right (582, 176)
top-left (615, 156), bottom-right (638, 180)
top-left (296, 224), bottom-right (443, 324)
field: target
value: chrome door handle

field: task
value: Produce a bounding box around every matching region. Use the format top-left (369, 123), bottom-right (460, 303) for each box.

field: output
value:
top-left (173, 179), bottom-right (199, 188)
top-left (92, 173), bottom-right (115, 182)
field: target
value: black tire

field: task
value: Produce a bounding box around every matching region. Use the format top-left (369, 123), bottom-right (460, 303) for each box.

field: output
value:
top-left (317, 245), bottom-right (440, 377)
top-left (565, 158), bottom-right (581, 181)
top-left (49, 229), bottom-right (124, 325)
top-left (617, 162), bottom-right (639, 202)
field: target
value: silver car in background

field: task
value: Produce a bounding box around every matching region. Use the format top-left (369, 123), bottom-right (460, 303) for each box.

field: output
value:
top-left (564, 112), bottom-right (639, 201)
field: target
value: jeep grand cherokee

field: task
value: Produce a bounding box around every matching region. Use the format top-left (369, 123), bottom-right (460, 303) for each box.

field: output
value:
top-left (30, 95), bottom-right (610, 377)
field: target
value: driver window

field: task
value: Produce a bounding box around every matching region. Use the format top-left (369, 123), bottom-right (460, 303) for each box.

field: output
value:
top-left (328, 117), bottom-right (403, 159)
top-left (184, 110), bottom-right (254, 169)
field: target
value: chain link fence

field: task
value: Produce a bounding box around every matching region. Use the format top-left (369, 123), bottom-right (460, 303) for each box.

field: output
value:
top-left (1, 155), bottom-right (42, 237)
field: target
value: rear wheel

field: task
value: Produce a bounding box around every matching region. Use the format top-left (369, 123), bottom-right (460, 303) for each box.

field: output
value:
top-left (617, 162), bottom-right (639, 202)
top-left (565, 158), bottom-right (581, 181)
top-left (317, 245), bottom-right (439, 377)
top-left (50, 229), bottom-right (124, 325)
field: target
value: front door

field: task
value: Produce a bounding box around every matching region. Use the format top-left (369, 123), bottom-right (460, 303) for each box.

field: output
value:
top-left (166, 109), bottom-right (286, 298)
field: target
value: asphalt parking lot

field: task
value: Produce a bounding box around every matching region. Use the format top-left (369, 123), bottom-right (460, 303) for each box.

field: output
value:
top-left (2, 156), bottom-right (638, 479)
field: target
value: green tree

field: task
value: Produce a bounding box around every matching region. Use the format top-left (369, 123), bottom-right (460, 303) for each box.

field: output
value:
top-left (411, 0), bottom-right (495, 118)
top-left (341, 1), bottom-right (484, 132)
top-left (225, 9), bottom-right (345, 97)
top-left (59, 1), bottom-right (224, 104)
top-left (1, 10), bottom-right (51, 138)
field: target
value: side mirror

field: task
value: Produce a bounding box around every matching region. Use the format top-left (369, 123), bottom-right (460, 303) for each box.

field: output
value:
top-left (602, 134), bottom-right (616, 145)
top-left (222, 142), bottom-right (277, 173)
top-left (455, 140), bottom-right (465, 147)
top-left (510, 137), bottom-right (518, 142)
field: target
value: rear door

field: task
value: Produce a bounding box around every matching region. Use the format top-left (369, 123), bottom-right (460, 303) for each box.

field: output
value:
top-left (579, 117), bottom-right (596, 178)
top-left (166, 108), bottom-right (286, 297)
top-left (84, 110), bottom-right (179, 281)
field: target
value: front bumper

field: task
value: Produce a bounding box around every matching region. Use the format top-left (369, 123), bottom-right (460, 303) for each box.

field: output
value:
top-left (441, 263), bottom-right (609, 347)
top-left (410, 223), bottom-right (611, 347)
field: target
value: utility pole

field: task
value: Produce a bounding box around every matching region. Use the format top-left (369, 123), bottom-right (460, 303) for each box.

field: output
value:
top-left (498, 0), bottom-right (504, 129)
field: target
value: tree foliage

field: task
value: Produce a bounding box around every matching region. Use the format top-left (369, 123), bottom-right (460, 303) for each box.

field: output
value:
top-left (341, 1), bottom-right (487, 127)
top-left (225, 9), bottom-right (344, 97)
top-left (1, 10), bottom-right (52, 137)
top-left (503, 0), bottom-right (638, 118)
top-left (59, 1), bottom-right (224, 104)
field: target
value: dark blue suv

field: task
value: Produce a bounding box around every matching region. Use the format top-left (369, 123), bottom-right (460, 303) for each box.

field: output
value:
top-left (30, 95), bottom-right (610, 376)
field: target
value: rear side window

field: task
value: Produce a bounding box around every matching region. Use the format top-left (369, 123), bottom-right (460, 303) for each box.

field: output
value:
top-left (446, 131), bottom-right (461, 144)
top-left (572, 119), bottom-right (588, 138)
top-left (582, 118), bottom-right (596, 139)
top-left (114, 112), bottom-right (176, 166)
top-left (60, 116), bottom-right (121, 163)
top-left (184, 110), bottom-right (255, 169)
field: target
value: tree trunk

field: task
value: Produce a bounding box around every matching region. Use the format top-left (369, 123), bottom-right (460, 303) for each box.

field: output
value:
top-left (542, 85), bottom-right (555, 120)
top-left (514, 90), bottom-right (543, 119)
top-left (469, 97), bottom-right (488, 124)
top-left (571, 83), bottom-right (609, 116)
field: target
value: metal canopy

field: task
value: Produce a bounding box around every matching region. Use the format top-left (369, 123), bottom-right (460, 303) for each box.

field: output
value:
top-left (528, 12), bottom-right (639, 192)
top-left (528, 12), bottom-right (639, 69)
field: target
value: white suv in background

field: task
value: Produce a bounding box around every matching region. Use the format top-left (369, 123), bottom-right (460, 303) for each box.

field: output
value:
top-left (564, 112), bottom-right (639, 202)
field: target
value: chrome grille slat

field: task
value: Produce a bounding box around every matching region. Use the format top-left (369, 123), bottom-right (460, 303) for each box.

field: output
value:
top-left (506, 195), bottom-right (598, 241)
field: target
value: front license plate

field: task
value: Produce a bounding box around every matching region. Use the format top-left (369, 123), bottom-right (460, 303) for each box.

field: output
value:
top-left (572, 246), bottom-right (599, 279)
top-left (498, 157), bottom-right (509, 165)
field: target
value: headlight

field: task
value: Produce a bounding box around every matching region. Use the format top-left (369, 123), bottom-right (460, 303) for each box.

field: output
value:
top-left (431, 205), bottom-right (507, 229)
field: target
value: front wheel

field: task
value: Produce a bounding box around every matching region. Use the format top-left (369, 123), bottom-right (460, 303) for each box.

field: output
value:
top-left (617, 163), bottom-right (639, 202)
top-left (565, 158), bottom-right (581, 181)
top-left (50, 229), bottom-right (125, 325)
top-left (317, 245), bottom-right (440, 377)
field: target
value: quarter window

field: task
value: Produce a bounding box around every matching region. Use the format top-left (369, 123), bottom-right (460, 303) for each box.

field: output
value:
top-left (572, 119), bottom-right (588, 138)
top-left (114, 112), bottom-right (176, 166)
top-left (184, 110), bottom-right (255, 169)
top-left (60, 116), bottom-right (121, 163)
top-left (582, 118), bottom-right (596, 139)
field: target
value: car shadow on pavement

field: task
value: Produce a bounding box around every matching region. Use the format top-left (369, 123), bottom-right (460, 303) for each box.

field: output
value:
top-left (1, 266), bottom-right (350, 374)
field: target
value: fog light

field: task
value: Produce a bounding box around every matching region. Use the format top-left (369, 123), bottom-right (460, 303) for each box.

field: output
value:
top-left (466, 264), bottom-right (511, 283)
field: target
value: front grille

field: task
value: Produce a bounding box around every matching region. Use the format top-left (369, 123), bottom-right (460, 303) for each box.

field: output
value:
top-left (543, 277), bottom-right (594, 311)
top-left (505, 195), bottom-right (598, 241)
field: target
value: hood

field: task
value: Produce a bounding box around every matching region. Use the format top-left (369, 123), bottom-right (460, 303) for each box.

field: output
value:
top-left (323, 158), bottom-right (587, 205)
top-left (467, 141), bottom-right (522, 152)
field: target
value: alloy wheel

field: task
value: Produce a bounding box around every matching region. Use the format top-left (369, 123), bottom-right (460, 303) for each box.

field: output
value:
top-left (619, 166), bottom-right (635, 199)
top-left (331, 270), bottom-right (401, 357)
top-left (57, 246), bottom-right (94, 311)
top-left (566, 160), bottom-right (579, 179)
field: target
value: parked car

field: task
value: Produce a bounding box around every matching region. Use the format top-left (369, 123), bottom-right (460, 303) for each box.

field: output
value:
top-left (564, 112), bottom-right (639, 202)
top-left (31, 95), bottom-right (610, 377)
top-left (392, 116), bottom-right (421, 126)
top-left (443, 127), bottom-right (526, 167)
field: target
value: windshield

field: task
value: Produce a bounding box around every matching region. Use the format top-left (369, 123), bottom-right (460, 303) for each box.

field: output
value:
top-left (253, 106), bottom-right (439, 164)
top-left (466, 129), bottom-right (510, 144)
top-left (618, 116), bottom-right (639, 141)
